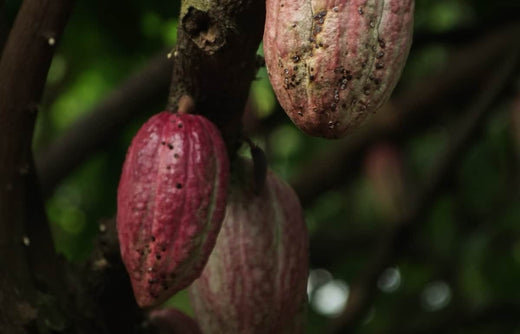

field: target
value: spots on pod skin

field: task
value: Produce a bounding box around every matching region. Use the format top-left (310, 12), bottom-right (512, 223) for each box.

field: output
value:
top-left (264, 0), bottom-right (415, 138)
top-left (117, 112), bottom-right (230, 308)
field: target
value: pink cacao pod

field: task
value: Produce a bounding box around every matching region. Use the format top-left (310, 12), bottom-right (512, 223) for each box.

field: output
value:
top-left (149, 308), bottom-right (203, 334)
top-left (264, 0), bottom-right (414, 138)
top-left (364, 143), bottom-right (407, 220)
top-left (117, 111), bottom-right (229, 308)
top-left (189, 160), bottom-right (309, 333)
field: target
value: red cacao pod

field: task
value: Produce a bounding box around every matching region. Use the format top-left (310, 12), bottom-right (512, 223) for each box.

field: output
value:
top-left (149, 308), bottom-right (202, 334)
top-left (189, 160), bottom-right (308, 333)
top-left (117, 111), bottom-right (229, 308)
top-left (264, 0), bottom-right (414, 138)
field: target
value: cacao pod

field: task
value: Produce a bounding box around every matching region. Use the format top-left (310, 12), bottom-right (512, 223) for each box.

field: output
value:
top-left (149, 308), bottom-right (203, 334)
top-left (364, 143), bottom-right (407, 220)
top-left (189, 160), bottom-right (309, 333)
top-left (263, 0), bottom-right (414, 138)
top-left (117, 111), bottom-right (229, 308)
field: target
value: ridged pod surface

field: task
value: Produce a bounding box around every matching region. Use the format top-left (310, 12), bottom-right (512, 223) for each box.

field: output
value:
top-left (264, 0), bottom-right (414, 138)
top-left (189, 160), bottom-right (308, 333)
top-left (117, 111), bottom-right (229, 308)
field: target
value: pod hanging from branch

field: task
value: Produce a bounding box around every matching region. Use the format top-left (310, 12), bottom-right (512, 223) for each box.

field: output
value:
top-left (264, 0), bottom-right (414, 138)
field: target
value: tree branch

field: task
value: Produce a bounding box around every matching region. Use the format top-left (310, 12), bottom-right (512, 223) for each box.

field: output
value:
top-left (37, 0), bottom-right (267, 195)
top-left (327, 47), bottom-right (520, 334)
top-left (37, 24), bottom-right (519, 198)
top-left (167, 0), bottom-right (265, 153)
top-left (0, 0), bottom-right (74, 332)
top-left (55, 0), bottom-right (263, 332)
top-left (36, 53), bottom-right (172, 198)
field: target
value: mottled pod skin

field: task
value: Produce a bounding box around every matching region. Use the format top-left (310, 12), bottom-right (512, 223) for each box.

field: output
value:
top-left (189, 160), bottom-right (309, 334)
top-left (264, 0), bottom-right (414, 138)
top-left (117, 111), bottom-right (229, 308)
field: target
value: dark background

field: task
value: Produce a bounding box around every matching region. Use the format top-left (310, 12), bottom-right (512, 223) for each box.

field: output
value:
top-left (2, 0), bottom-right (520, 332)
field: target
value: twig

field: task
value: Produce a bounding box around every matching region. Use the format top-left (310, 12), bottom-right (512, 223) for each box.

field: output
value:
top-left (37, 0), bottom-right (267, 195)
top-left (327, 47), bottom-right (520, 334)
top-left (36, 52), bottom-right (172, 197)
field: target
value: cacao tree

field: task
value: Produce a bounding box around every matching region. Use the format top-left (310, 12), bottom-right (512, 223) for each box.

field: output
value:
top-left (1, 0), bottom-right (520, 333)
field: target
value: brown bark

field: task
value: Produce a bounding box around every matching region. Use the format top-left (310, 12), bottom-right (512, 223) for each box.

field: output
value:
top-left (0, 0), bottom-right (74, 332)
top-left (37, 0), bottom-right (268, 331)
top-left (167, 0), bottom-right (266, 153)
top-left (36, 23), bottom-right (520, 199)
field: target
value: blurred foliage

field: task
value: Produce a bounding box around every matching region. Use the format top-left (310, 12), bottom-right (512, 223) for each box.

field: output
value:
top-left (13, 0), bottom-right (519, 331)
